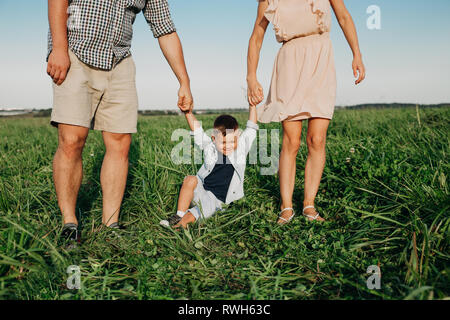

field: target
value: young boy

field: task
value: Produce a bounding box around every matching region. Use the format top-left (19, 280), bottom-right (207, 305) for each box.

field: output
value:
top-left (160, 106), bottom-right (258, 229)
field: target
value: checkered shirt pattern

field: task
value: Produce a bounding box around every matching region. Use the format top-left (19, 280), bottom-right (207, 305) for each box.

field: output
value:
top-left (47, 0), bottom-right (176, 70)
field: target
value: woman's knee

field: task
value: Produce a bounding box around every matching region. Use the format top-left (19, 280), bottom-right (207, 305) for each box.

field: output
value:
top-left (307, 134), bottom-right (326, 151)
top-left (282, 135), bottom-right (301, 153)
top-left (282, 121), bottom-right (302, 154)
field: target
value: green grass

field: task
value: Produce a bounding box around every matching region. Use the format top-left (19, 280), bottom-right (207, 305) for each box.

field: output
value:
top-left (0, 106), bottom-right (449, 300)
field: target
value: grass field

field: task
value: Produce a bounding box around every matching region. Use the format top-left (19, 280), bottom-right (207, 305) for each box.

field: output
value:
top-left (0, 106), bottom-right (448, 300)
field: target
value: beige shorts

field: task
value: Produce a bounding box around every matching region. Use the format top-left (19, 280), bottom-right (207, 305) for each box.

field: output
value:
top-left (51, 50), bottom-right (138, 133)
top-left (187, 176), bottom-right (225, 220)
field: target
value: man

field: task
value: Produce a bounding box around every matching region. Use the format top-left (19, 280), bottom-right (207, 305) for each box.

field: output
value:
top-left (46, 0), bottom-right (193, 245)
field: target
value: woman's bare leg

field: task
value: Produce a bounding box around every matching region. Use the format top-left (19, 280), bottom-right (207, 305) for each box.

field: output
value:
top-left (303, 118), bottom-right (330, 221)
top-left (278, 120), bottom-right (302, 224)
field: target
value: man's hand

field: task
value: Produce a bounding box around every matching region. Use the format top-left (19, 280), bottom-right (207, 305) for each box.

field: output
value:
top-left (47, 48), bottom-right (70, 85)
top-left (178, 84), bottom-right (193, 113)
top-left (247, 78), bottom-right (264, 106)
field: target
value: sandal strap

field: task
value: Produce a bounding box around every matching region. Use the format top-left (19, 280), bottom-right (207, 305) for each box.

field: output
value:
top-left (302, 206), bottom-right (320, 220)
top-left (278, 208), bottom-right (295, 222)
top-left (303, 212), bottom-right (320, 220)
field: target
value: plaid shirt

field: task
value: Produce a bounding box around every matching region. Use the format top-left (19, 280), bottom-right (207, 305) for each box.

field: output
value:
top-left (47, 0), bottom-right (176, 70)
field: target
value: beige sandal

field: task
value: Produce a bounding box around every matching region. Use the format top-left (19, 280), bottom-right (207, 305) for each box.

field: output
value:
top-left (277, 207), bottom-right (295, 224)
top-left (302, 205), bottom-right (321, 220)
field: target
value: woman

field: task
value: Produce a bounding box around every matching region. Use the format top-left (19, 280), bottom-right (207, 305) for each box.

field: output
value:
top-left (247, 0), bottom-right (366, 224)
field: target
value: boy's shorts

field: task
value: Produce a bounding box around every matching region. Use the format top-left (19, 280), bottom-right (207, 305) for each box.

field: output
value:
top-left (187, 176), bottom-right (225, 220)
top-left (50, 50), bottom-right (138, 134)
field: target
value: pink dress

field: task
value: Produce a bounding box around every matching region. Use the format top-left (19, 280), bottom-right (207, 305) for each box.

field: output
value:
top-left (257, 0), bottom-right (337, 123)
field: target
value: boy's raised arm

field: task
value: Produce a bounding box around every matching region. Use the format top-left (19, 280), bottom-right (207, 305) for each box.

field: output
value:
top-left (47, 0), bottom-right (70, 86)
top-left (184, 111), bottom-right (200, 132)
top-left (239, 105), bottom-right (259, 155)
top-left (248, 105), bottom-right (257, 124)
top-left (185, 111), bottom-right (212, 150)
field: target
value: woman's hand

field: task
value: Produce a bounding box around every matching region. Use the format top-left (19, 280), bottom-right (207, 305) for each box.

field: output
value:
top-left (352, 54), bottom-right (366, 85)
top-left (247, 78), bottom-right (264, 106)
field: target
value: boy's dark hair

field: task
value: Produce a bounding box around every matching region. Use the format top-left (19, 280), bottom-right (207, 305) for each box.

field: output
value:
top-left (213, 115), bottom-right (239, 136)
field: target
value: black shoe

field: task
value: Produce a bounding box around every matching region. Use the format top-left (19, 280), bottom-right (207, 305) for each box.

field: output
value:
top-left (104, 222), bottom-right (127, 238)
top-left (160, 213), bottom-right (182, 228)
top-left (107, 222), bottom-right (125, 230)
top-left (60, 223), bottom-right (81, 249)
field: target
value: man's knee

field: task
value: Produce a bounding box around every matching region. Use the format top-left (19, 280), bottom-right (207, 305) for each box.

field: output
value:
top-left (58, 132), bottom-right (87, 159)
top-left (104, 133), bottom-right (131, 159)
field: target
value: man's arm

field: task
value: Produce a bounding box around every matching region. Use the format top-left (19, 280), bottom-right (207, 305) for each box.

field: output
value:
top-left (47, 0), bottom-right (70, 85)
top-left (143, 0), bottom-right (193, 112)
top-left (158, 32), bottom-right (193, 113)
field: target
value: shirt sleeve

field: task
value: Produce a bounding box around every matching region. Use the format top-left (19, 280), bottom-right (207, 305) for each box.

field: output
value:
top-left (239, 120), bottom-right (259, 155)
top-left (189, 126), bottom-right (214, 151)
top-left (143, 0), bottom-right (176, 38)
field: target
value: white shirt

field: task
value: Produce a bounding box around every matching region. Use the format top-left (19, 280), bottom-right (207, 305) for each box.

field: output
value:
top-left (190, 120), bottom-right (259, 204)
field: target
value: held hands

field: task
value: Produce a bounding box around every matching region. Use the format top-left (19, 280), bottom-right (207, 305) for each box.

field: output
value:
top-left (47, 48), bottom-right (71, 86)
top-left (352, 54), bottom-right (366, 85)
top-left (247, 78), bottom-right (264, 106)
top-left (178, 84), bottom-right (194, 113)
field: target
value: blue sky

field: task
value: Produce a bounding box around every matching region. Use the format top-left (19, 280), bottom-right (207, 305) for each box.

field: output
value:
top-left (0, 0), bottom-right (449, 109)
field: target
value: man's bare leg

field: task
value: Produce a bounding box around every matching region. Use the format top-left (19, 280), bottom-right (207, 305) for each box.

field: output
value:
top-left (53, 124), bottom-right (89, 225)
top-left (101, 132), bottom-right (131, 227)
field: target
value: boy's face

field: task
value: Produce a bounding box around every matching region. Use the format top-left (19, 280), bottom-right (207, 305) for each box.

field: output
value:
top-left (212, 129), bottom-right (239, 156)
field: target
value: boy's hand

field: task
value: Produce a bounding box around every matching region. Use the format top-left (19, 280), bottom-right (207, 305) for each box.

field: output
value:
top-left (178, 84), bottom-right (194, 113)
top-left (47, 48), bottom-right (70, 86)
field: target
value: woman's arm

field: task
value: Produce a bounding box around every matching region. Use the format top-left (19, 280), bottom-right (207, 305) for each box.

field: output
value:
top-left (330, 0), bottom-right (366, 85)
top-left (247, 0), bottom-right (270, 106)
top-left (47, 0), bottom-right (70, 85)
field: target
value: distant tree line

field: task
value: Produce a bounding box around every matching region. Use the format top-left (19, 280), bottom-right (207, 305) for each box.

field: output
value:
top-left (0, 103), bottom-right (448, 118)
